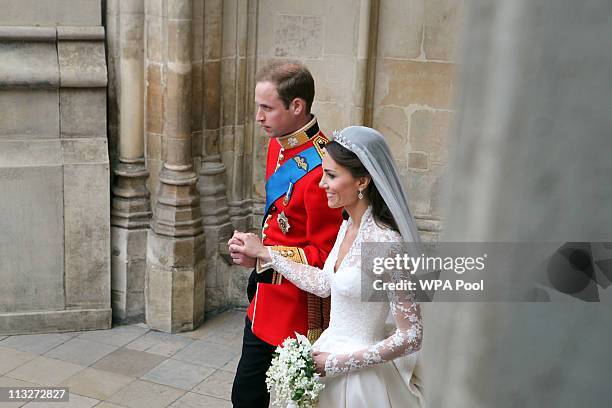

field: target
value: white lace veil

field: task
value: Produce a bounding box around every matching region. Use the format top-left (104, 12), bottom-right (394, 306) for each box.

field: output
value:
top-left (332, 126), bottom-right (421, 245)
top-left (332, 126), bottom-right (425, 404)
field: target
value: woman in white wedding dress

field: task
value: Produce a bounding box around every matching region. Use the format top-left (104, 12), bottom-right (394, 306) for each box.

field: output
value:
top-left (231, 126), bottom-right (424, 408)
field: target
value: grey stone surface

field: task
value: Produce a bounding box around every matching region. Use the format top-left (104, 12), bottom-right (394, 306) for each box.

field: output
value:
top-left (58, 41), bottom-right (107, 88)
top-left (44, 338), bottom-right (118, 366)
top-left (142, 359), bottom-right (215, 390)
top-left (169, 392), bottom-right (231, 408)
top-left (57, 26), bottom-right (105, 40)
top-left (0, 26), bottom-right (56, 41)
top-left (63, 162), bottom-right (110, 309)
top-left (107, 380), bottom-right (185, 408)
top-left (111, 227), bottom-right (148, 324)
top-left (23, 393), bottom-right (99, 408)
top-left (146, 232), bottom-right (206, 333)
top-left (125, 331), bottom-right (193, 357)
top-left (6, 356), bottom-right (84, 386)
top-left (0, 0), bottom-right (101, 26)
top-left (0, 309), bottom-right (111, 335)
top-left (0, 333), bottom-right (71, 354)
top-left (0, 90), bottom-right (59, 139)
top-left (60, 89), bottom-right (106, 138)
top-left (0, 42), bottom-right (59, 88)
top-left (191, 369), bottom-right (234, 400)
top-left (77, 325), bottom-right (149, 347)
top-left (0, 165), bottom-right (64, 314)
top-left (92, 348), bottom-right (166, 378)
top-left (172, 341), bottom-right (239, 370)
top-left (0, 346), bottom-right (37, 375)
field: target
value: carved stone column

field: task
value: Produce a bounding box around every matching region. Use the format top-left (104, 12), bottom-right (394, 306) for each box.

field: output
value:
top-left (107, 0), bottom-right (151, 324)
top-left (145, 0), bottom-right (205, 332)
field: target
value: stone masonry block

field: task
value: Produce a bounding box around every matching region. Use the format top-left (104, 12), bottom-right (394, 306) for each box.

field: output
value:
top-left (0, 0), bottom-right (101, 26)
top-left (378, 0), bottom-right (424, 59)
top-left (0, 89), bottom-right (59, 139)
top-left (60, 89), bottom-right (107, 138)
top-left (58, 41), bottom-right (107, 88)
top-left (378, 60), bottom-right (455, 109)
top-left (0, 165), bottom-right (64, 313)
top-left (424, 0), bottom-right (462, 61)
top-left (0, 42), bottom-right (59, 88)
top-left (64, 163), bottom-right (111, 308)
top-left (410, 110), bottom-right (452, 164)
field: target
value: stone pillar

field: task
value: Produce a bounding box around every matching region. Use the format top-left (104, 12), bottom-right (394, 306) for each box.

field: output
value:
top-left (145, 0), bottom-right (205, 333)
top-left (423, 1), bottom-right (612, 407)
top-left (193, 0), bottom-right (235, 313)
top-left (107, 0), bottom-right (151, 324)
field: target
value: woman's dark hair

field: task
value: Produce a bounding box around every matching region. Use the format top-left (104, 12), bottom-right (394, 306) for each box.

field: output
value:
top-left (324, 141), bottom-right (399, 232)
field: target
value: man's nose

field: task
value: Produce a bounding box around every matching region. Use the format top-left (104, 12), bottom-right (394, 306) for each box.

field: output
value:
top-left (255, 107), bottom-right (264, 122)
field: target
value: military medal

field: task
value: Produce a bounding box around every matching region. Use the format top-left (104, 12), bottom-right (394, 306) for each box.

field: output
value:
top-left (277, 211), bottom-right (290, 234)
top-left (294, 155), bottom-right (308, 172)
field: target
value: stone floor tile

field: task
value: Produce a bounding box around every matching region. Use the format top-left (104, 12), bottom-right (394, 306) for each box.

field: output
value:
top-left (124, 332), bottom-right (192, 358)
top-left (91, 349), bottom-right (165, 378)
top-left (0, 334), bottom-right (72, 355)
top-left (61, 367), bottom-right (134, 401)
top-left (196, 328), bottom-right (243, 349)
top-left (142, 359), bottom-right (215, 391)
top-left (94, 403), bottom-right (128, 408)
top-left (219, 355), bottom-right (240, 374)
top-left (169, 392), bottom-right (231, 408)
top-left (76, 326), bottom-right (148, 347)
top-left (44, 339), bottom-right (118, 367)
top-left (107, 380), bottom-right (185, 408)
top-left (0, 347), bottom-right (38, 375)
top-left (23, 393), bottom-right (99, 408)
top-left (191, 369), bottom-right (234, 400)
top-left (5, 356), bottom-right (84, 386)
top-left (172, 341), bottom-right (239, 369)
top-left (177, 310), bottom-right (245, 340)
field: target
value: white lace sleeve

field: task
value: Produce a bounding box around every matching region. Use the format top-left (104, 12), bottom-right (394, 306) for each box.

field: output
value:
top-left (323, 241), bottom-right (423, 376)
top-left (267, 248), bottom-right (331, 298)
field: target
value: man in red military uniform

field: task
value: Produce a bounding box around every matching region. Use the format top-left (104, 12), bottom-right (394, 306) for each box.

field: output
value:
top-left (230, 60), bottom-right (343, 407)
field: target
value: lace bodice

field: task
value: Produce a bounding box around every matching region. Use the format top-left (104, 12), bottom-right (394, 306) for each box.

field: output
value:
top-left (267, 206), bottom-right (422, 376)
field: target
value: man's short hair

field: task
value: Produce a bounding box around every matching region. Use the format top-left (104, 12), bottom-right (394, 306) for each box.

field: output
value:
top-left (255, 60), bottom-right (315, 113)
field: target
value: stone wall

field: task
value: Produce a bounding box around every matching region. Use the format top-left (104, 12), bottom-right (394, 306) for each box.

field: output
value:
top-left (104, 0), bottom-right (464, 323)
top-left (0, 0), bottom-right (111, 334)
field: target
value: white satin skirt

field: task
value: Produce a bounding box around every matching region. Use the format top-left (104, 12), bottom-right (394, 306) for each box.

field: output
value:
top-left (315, 360), bottom-right (423, 408)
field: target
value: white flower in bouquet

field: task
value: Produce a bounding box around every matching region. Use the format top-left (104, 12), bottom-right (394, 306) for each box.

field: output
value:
top-left (266, 332), bottom-right (325, 408)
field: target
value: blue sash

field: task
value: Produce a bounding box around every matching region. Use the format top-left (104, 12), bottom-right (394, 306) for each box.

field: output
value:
top-left (264, 146), bottom-right (322, 220)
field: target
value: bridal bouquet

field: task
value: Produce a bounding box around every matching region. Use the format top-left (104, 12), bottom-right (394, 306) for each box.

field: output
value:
top-left (266, 332), bottom-right (325, 408)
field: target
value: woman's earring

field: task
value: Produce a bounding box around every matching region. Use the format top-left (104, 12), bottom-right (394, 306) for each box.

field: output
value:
top-left (358, 189), bottom-right (364, 200)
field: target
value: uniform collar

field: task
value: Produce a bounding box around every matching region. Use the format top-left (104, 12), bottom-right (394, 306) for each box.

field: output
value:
top-left (276, 115), bottom-right (319, 150)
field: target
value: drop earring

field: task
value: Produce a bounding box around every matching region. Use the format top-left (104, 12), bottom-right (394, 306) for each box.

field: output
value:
top-left (358, 189), bottom-right (363, 200)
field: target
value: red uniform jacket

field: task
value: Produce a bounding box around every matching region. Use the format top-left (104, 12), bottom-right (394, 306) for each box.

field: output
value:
top-left (247, 116), bottom-right (343, 346)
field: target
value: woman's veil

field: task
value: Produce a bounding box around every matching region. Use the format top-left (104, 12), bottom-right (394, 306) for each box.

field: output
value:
top-left (332, 126), bottom-right (424, 404)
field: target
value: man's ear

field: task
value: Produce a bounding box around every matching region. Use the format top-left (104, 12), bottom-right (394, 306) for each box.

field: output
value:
top-left (290, 97), bottom-right (306, 115)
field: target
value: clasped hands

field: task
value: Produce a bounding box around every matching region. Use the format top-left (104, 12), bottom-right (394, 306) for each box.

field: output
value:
top-left (227, 231), bottom-right (270, 267)
top-left (227, 231), bottom-right (331, 376)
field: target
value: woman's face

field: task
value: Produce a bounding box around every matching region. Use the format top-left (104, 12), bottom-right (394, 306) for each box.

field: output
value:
top-left (319, 151), bottom-right (367, 209)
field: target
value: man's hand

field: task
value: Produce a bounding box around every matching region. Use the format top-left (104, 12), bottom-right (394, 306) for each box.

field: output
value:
top-left (228, 232), bottom-right (257, 267)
